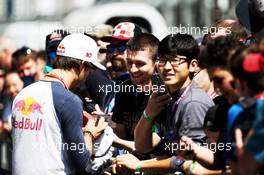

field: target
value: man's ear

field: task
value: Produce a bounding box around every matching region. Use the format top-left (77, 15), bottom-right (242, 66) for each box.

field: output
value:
top-left (81, 61), bottom-right (91, 70)
top-left (79, 61), bottom-right (90, 75)
top-left (189, 59), bottom-right (198, 73)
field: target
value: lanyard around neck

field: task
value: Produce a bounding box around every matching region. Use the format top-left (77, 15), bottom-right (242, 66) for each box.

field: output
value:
top-left (171, 84), bottom-right (192, 114)
top-left (176, 84), bottom-right (191, 104)
top-left (45, 73), bottom-right (69, 90)
top-left (210, 91), bottom-right (218, 99)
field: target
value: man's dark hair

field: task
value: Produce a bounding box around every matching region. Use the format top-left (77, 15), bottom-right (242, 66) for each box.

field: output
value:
top-left (229, 22), bottom-right (248, 41)
top-left (12, 46), bottom-right (36, 70)
top-left (210, 19), bottom-right (248, 40)
top-left (35, 50), bottom-right (46, 62)
top-left (54, 56), bottom-right (90, 74)
top-left (127, 33), bottom-right (159, 60)
top-left (158, 33), bottom-right (199, 63)
top-left (199, 36), bottom-right (240, 69)
top-left (229, 45), bottom-right (264, 95)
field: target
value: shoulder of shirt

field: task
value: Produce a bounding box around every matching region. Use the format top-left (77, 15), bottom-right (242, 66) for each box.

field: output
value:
top-left (45, 81), bottom-right (82, 104)
top-left (182, 81), bottom-right (214, 105)
top-left (56, 84), bottom-right (81, 104)
top-left (115, 78), bottom-right (133, 95)
top-left (117, 77), bottom-right (132, 85)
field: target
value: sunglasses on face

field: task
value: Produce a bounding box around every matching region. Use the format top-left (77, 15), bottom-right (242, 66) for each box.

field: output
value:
top-left (106, 43), bottom-right (127, 53)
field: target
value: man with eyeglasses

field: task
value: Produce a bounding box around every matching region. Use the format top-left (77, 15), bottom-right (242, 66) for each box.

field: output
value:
top-left (136, 33), bottom-right (214, 148)
top-left (116, 34), bottom-right (214, 174)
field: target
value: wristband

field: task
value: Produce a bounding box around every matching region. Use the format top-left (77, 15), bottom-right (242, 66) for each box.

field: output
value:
top-left (135, 164), bottom-right (141, 172)
top-left (151, 124), bottom-right (158, 133)
top-left (143, 110), bottom-right (153, 124)
top-left (84, 130), bottom-right (94, 141)
top-left (188, 160), bottom-right (196, 175)
top-left (171, 156), bottom-right (185, 173)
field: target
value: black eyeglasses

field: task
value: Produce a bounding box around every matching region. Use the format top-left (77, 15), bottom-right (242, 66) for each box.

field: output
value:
top-left (12, 46), bottom-right (32, 59)
top-left (106, 43), bottom-right (127, 53)
top-left (157, 55), bottom-right (187, 67)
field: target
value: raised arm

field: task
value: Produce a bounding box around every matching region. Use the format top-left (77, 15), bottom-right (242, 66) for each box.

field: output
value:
top-left (134, 92), bottom-right (170, 153)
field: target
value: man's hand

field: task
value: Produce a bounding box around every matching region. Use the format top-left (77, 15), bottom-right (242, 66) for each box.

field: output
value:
top-left (92, 104), bottom-right (105, 115)
top-left (145, 92), bottom-right (171, 120)
top-left (235, 128), bottom-right (244, 157)
top-left (84, 116), bottom-right (108, 140)
top-left (112, 154), bottom-right (141, 172)
top-left (180, 136), bottom-right (195, 151)
top-left (180, 136), bottom-right (197, 159)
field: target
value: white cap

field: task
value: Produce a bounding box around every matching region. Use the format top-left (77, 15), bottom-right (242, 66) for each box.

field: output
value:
top-left (56, 33), bottom-right (106, 70)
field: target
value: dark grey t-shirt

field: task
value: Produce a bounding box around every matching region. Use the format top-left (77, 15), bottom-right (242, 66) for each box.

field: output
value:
top-left (165, 82), bottom-right (214, 143)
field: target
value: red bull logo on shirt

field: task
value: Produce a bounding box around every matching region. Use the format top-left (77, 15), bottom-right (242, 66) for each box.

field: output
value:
top-left (12, 97), bottom-right (43, 131)
top-left (14, 97), bottom-right (43, 116)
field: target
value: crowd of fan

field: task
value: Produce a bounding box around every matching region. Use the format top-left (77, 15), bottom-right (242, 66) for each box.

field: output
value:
top-left (0, 0), bottom-right (264, 174)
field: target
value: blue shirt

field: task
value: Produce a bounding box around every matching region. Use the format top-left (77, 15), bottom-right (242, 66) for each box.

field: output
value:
top-left (246, 99), bottom-right (264, 164)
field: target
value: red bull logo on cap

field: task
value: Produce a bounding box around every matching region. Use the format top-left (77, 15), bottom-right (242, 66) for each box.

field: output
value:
top-left (57, 44), bottom-right (65, 54)
top-left (12, 97), bottom-right (43, 131)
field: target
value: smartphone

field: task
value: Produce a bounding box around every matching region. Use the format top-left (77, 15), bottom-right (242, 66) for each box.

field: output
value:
top-left (151, 72), bottom-right (168, 95)
top-left (98, 114), bottom-right (112, 127)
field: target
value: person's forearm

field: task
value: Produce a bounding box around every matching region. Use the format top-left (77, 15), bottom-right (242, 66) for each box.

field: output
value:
top-left (3, 122), bottom-right (11, 132)
top-left (134, 115), bottom-right (153, 153)
top-left (193, 145), bottom-right (215, 169)
top-left (182, 160), bottom-right (222, 175)
top-left (84, 132), bottom-right (94, 157)
top-left (112, 122), bottom-right (127, 139)
top-left (139, 157), bottom-right (173, 173)
top-left (113, 138), bottom-right (135, 152)
top-left (236, 150), bottom-right (262, 175)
